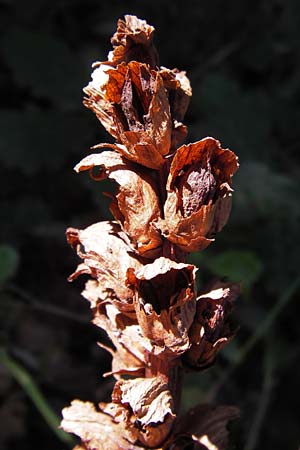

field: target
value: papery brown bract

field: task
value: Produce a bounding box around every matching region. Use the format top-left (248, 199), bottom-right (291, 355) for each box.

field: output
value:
top-left (156, 138), bottom-right (239, 252)
top-left (183, 282), bottom-right (239, 370)
top-left (74, 151), bottom-right (162, 257)
top-left (127, 257), bottom-right (197, 358)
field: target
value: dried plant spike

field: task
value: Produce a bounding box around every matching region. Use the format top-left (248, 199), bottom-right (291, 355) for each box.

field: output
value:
top-left (62, 14), bottom-right (239, 450)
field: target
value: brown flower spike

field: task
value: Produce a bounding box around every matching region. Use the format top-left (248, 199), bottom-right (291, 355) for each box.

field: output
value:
top-left (62, 15), bottom-right (239, 450)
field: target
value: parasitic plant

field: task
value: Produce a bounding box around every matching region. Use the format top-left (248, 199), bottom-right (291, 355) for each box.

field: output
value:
top-left (61, 15), bottom-right (240, 450)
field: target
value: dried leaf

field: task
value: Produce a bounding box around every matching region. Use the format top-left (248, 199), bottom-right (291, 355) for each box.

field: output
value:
top-left (184, 282), bottom-right (239, 370)
top-left (156, 138), bottom-right (239, 252)
top-left (66, 221), bottom-right (143, 309)
top-left (127, 257), bottom-right (197, 357)
top-left (61, 400), bottom-right (141, 450)
top-left (111, 377), bottom-right (175, 448)
top-left (74, 151), bottom-right (162, 256)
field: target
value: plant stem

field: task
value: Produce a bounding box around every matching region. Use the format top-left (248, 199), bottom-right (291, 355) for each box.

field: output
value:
top-left (245, 338), bottom-right (275, 450)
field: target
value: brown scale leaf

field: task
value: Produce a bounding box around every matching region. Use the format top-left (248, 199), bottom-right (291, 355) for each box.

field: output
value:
top-left (111, 377), bottom-right (175, 448)
top-left (127, 257), bottom-right (197, 358)
top-left (61, 400), bottom-right (141, 450)
top-left (156, 137), bottom-right (239, 252)
top-left (74, 151), bottom-right (162, 257)
top-left (183, 282), bottom-right (239, 370)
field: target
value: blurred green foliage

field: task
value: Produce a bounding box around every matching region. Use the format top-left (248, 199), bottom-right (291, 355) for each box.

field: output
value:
top-left (0, 0), bottom-right (300, 449)
top-left (0, 245), bottom-right (19, 284)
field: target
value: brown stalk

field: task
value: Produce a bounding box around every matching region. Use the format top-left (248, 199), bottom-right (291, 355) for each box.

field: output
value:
top-left (61, 15), bottom-right (240, 450)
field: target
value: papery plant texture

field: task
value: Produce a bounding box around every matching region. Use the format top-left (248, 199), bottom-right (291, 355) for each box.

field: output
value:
top-left (61, 15), bottom-right (240, 450)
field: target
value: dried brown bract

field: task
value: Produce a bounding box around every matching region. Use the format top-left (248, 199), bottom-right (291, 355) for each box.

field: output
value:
top-left (62, 14), bottom-right (240, 450)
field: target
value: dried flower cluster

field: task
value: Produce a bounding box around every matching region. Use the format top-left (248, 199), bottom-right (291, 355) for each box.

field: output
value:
top-left (61, 15), bottom-right (240, 450)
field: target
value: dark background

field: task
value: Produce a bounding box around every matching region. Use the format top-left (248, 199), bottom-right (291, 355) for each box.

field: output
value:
top-left (1, 1), bottom-right (300, 449)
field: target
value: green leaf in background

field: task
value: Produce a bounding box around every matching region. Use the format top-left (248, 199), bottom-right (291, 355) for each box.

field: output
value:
top-left (206, 250), bottom-right (263, 291)
top-left (0, 244), bottom-right (19, 284)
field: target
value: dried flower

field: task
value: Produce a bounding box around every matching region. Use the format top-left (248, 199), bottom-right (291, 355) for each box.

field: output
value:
top-left (156, 137), bottom-right (239, 252)
top-left (109, 15), bottom-right (159, 68)
top-left (127, 257), bottom-right (197, 358)
top-left (84, 61), bottom-right (172, 169)
top-left (184, 282), bottom-right (239, 370)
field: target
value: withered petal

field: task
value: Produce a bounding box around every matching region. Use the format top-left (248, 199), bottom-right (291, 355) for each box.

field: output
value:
top-left (74, 151), bottom-right (162, 256)
top-left (66, 221), bottom-right (142, 307)
top-left (112, 377), bottom-right (175, 448)
top-left (83, 75), bottom-right (122, 139)
top-left (109, 15), bottom-right (159, 67)
top-left (61, 400), bottom-right (141, 450)
top-left (90, 301), bottom-right (150, 377)
top-left (160, 67), bottom-right (192, 123)
top-left (127, 257), bottom-right (197, 357)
